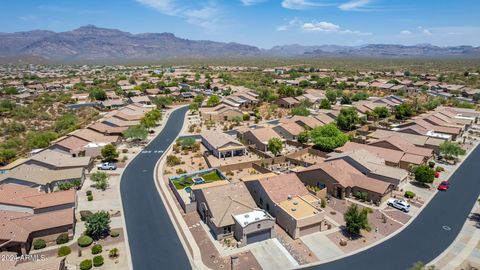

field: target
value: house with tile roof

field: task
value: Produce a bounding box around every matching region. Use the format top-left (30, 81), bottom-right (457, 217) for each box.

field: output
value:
top-left (193, 182), bottom-right (275, 246)
top-left (297, 159), bottom-right (394, 204)
top-left (201, 130), bottom-right (246, 158)
top-left (243, 173), bottom-right (325, 239)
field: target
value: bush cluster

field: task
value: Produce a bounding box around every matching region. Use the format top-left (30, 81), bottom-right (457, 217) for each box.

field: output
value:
top-left (33, 239), bottom-right (46, 250)
top-left (58, 246), bottom-right (71, 257)
top-left (77, 235), bottom-right (93, 247)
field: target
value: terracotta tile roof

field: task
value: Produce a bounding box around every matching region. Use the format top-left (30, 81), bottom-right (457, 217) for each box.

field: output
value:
top-left (247, 127), bottom-right (283, 143)
top-left (0, 208), bottom-right (74, 243)
top-left (370, 136), bottom-right (433, 157)
top-left (0, 164), bottom-right (84, 186)
top-left (258, 174), bottom-right (309, 203)
top-left (201, 130), bottom-right (244, 150)
top-left (71, 129), bottom-right (119, 144)
top-left (54, 136), bottom-right (89, 151)
top-left (337, 142), bottom-right (404, 164)
top-left (29, 149), bottom-right (91, 169)
top-left (307, 159), bottom-right (392, 194)
top-left (197, 182), bottom-right (256, 228)
top-left (101, 117), bottom-right (139, 127)
top-left (327, 149), bottom-right (408, 182)
top-left (278, 122), bottom-right (304, 136)
top-left (88, 122), bottom-right (127, 134)
top-left (0, 184), bottom-right (75, 210)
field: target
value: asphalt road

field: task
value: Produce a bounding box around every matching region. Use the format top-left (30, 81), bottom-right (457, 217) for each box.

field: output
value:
top-left (304, 144), bottom-right (480, 270)
top-left (120, 106), bottom-right (191, 270)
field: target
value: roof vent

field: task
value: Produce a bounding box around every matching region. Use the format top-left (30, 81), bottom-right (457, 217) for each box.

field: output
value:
top-left (291, 208), bottom-right (296, 211)
top-left (244, 214), bottom-right (249, 218)
top-left (287, 195), bottom-right (292, 200)
top-left (244, 221), bottom-right (248, 225)
top-left (293, 201), bottom-right (298, 205)
top-left (255, 217), bottom-right (260, 221)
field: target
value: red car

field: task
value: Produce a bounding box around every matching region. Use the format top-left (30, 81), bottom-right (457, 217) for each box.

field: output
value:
top-left (438, 181), bottom-right (450, 191)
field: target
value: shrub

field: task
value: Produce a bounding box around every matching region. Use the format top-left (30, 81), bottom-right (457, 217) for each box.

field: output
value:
top-left (80, 210), bottom-right (93, 221)
top-left (91, 244), bottom-right (102, 254)
top-left (110, 230), bottom-right (120, 238)
top-left (77, 235), bottom-right (93, 247)
top-left (86, 190), bottom-right (92, 196)
top-left (428, 161), bottom-right (435, 168)
top-left (88, 195), bottom-right (93, 201)
top-left (405, 191), bottom-right (416, 199)
top-left (320, 198), bottom-right (326, 208)
top-left (33, 239), bottom-right (46, 250)
top-left (355, 192), bottom-right (368, 202)
top-left (93, 255), bottom-right (104, 267)
top-left (166, 155), bottom-right (182, 166)
top-left (80, 259), bottom-right (93, 270)
top-left (415, 165), bottom-right (435, 184)
top-left (58, 246), bottom-right (71, 257)
top-left (56, 233), bottom-right (69, 245)
top-left (109, 248), bottom-right (119, 258)
top-left (435, 166), bottom-right (444, 172)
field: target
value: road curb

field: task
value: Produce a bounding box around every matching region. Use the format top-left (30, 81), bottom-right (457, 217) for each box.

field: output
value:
top-left (151, 108), bottom-right (210, 270)
top-left (117, 106), bottom-right (179, 270)
top-left (298, 142), bottom-right (480, 269)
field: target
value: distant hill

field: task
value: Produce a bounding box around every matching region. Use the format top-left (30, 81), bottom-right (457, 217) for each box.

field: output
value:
top-left (0, 25), bottom-right (261, 61)
top-left (303, 44), bottom-right (480, 59)
top-left (0, 25), bottom-right (479, 62)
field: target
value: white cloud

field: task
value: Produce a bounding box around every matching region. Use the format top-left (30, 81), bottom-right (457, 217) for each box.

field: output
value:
top-left (241, 0), bottom-right (264, 6)
top-left (276, 18), bottom-right (302, 31)
top-left (281, 0), bottom-right (328, 10)
top-left (400, 30), bottom-right (411, 35)
top-left (136, 0), bottom-right (220, 29)
top-left (418, 26), bottom-right (433, 36)
top-left (302, 21), bottom-right (340, 32)
top-left (422, 29), bottom-right (432, 36)
top-left (301, 20), bottom-right (372, 35)
top-left (277, 18), bottom-right (371, 35)
top-left (339, 0), bottom-right (371, 11)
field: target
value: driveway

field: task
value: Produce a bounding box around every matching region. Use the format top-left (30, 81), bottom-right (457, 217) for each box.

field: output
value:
top-left (302, 145), bottom-right (480, 270)
top-left (250, 239), bottom-right (299, 270)
top-left (120, 106), bottom-right (191, 270)
top-left (301, 233), bottom-right (344, 261)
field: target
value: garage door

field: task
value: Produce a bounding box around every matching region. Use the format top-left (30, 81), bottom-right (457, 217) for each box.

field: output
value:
top-left (299, 223), bottom-right (321, 237)
top-left (246, 229), bottom-right (271, 245)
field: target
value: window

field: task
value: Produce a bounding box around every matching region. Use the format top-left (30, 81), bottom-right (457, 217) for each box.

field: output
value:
top-left (257, 224), bottom-right (261, 229)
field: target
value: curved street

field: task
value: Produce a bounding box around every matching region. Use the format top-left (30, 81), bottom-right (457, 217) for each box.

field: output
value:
top-left (121, 105), bottom-right (479, 270)
top-left (120, 106), bottom-right (191, 270)
top-left (305, 144), bottom-right (480, 270)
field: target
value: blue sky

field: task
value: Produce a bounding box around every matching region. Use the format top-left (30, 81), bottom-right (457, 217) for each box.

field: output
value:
top-left (1, 0), bottom-right (480, 48)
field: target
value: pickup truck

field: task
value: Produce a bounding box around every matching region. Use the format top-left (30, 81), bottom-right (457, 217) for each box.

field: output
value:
top-left (97, 162), bottom-right (117, 170)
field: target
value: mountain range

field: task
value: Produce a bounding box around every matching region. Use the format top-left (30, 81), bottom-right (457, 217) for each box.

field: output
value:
top-left (1, 25), bottom-right (479, 62)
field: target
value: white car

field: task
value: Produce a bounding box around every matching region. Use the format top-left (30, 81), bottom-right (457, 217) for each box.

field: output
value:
top-left (387, 198), bottom-right (411, 213)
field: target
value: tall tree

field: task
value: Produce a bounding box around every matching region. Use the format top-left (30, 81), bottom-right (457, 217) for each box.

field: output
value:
top-left (336, 107), bottom-right (360, 131)
top-left (267, 138), bottom-right (283, 156)
top-left (85, 211), bottom-right (111, 239)
top-left (101, 144), bottom-right (119, 162)
top-left (344, 204), bottom-right (370, 235)
top-left (310, 124), bottom-right (349, 152)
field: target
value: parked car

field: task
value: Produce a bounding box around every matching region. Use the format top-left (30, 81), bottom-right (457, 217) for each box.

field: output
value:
top-left (97, 162), bottom-right (117, 170)
top-left (387, 198), bottom-right (411, 213)
top-left (437, 181), bottom-right (450, 191)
